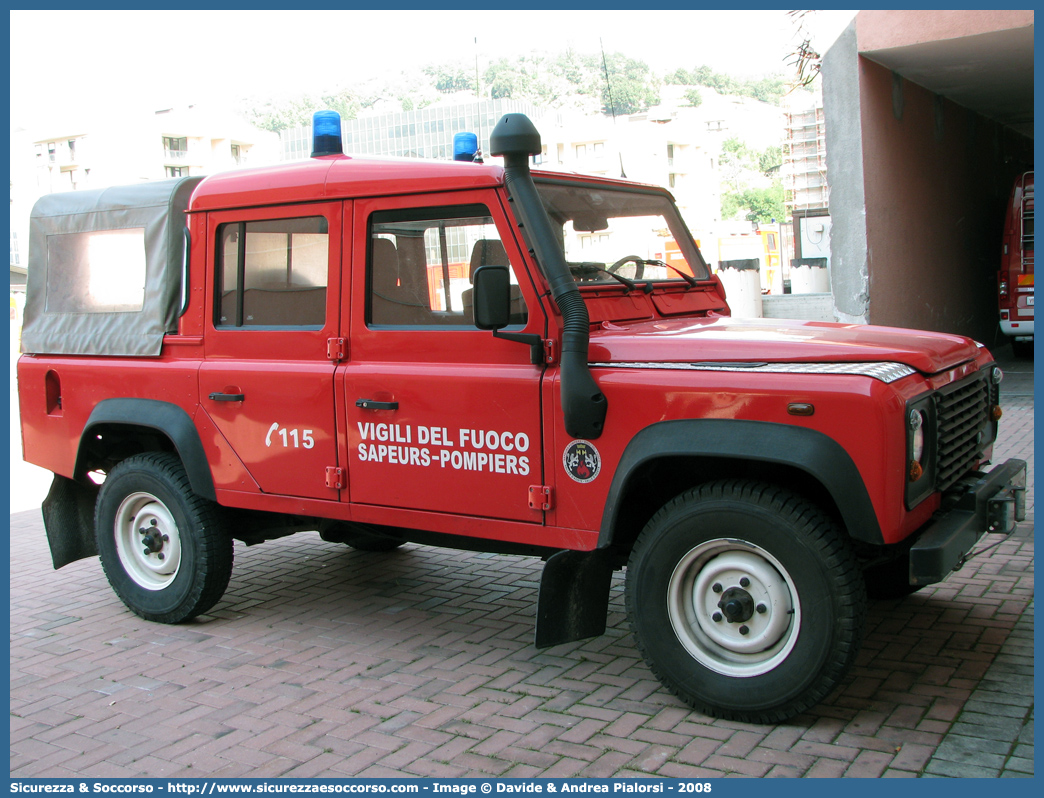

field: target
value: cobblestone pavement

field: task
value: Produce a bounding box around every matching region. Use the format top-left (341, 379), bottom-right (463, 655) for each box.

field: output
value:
top-left (10, 351), bottom-right (1033, 779)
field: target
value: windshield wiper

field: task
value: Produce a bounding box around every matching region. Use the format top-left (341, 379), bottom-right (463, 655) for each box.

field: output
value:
top-left (569, 262), bottom-right (653, 293)
top-left (645, 258), bottom-right (699, 288)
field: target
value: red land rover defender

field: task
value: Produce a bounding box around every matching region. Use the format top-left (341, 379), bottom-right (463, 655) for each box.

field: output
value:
top-left (17, 113), bottom-right (1026, 723)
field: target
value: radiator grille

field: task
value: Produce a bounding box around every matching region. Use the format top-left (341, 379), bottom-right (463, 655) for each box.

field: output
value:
top-left (935, 372), bottom-right (990, 491)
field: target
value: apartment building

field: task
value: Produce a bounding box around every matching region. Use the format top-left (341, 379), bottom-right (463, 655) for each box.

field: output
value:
top-left (280, 95), bottom-right (724, 234)
top-left (11, 105), bottom-right (280, 289)
top-left (29, 105), bottom-right (278, 192)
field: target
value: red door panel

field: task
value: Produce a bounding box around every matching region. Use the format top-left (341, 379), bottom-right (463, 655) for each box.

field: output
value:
top-left (344, 190), bottom-right (548, 523)
top-left (201, 202), bottom-right (344, 502)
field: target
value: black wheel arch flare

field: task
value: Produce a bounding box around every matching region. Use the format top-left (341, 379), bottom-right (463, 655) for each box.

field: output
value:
top-left (75, 398), bottom-right (216, 502)
top-left (599, 419), bottom-right (884, 548)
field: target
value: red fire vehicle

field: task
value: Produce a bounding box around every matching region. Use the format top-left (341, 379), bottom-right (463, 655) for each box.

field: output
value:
top-left (998, 170), bottom-right (1033, 356)
top-left (17, 113), bottom-right (1026, 723)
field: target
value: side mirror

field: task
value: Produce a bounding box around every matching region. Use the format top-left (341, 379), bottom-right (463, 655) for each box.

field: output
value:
top-left (472, 265), bottom-right (512, 330)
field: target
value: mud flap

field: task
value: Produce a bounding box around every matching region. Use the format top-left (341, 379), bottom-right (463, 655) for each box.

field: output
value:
top-left (535, 548), bottom-right (614, 649)
top-left (41, 475), bottom-right (99, 569)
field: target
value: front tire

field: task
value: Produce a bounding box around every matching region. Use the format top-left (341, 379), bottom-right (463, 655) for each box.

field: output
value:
top-left (626, 480), bottom-right (865, 723)
top-left (95, 453), bottom-right (233, 623)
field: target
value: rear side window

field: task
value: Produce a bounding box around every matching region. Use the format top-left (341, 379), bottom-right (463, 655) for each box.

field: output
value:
top-left (216, 217), bottom-right (328, 328)
top-left (45, 228), bottom-right (146, 313)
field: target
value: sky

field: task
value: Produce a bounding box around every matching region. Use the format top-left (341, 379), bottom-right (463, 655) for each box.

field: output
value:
top-left (9, 9), bottom-right (856, 129)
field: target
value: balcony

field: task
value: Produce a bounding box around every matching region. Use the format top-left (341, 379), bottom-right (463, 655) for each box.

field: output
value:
top-left (164, 148), bottom-right (189, 162)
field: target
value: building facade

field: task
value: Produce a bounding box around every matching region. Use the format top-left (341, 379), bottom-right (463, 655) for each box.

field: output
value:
top-left (11, 105), bottom-right (280, 291)
top-left (823, 10), bottom-right (1033, 341)
top-left (280, 98), bottom-right (538, 162)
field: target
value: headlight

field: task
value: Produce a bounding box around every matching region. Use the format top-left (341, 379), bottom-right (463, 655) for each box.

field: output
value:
top-left (905, 397), bottom-right (936, 508)
top-left (908, 409), bottom-right (926, 482)
top-left (909, 409), bottom-right (925, 463)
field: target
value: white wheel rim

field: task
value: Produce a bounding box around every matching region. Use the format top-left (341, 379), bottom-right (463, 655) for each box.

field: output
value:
top-left (667, 538), bottom-right (801, 677)
top-left (113, 491), bottom-right (183, 590)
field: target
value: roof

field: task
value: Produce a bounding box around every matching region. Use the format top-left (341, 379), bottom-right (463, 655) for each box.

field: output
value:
top-left (188, 156), bottom-right (508, 212)
top-left (21, 176), bottom-right (202, 356)
top-left (187, 155), bottom-right (673, 213)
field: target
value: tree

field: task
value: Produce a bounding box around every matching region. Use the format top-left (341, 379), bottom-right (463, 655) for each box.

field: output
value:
top-left (745, 76), bottom-right (787, 104)
top-left (718, 136), bottom-right (756, 193)
top-left (424, 63), bottom-right (473, 94)
top-left (758, 145), bottom-right (782, 174)
top-left (721, 184), bottom-right (786, 223)
top-left (785, 10), bottom-right (823, 88)
top-left (666, 64), bottom-right (787, 106)
top-left (485, 58), bottom-right (534, 100)
top-left (245, 96), bottom-right (322, 133)
top-left (319, 89), bottom-right (363, 121)
top-left (718, 136), bottom-right (787, 222)
top-left (685, 88), bottom-right (703, 107)
top-left (666, 67), bottom-right (695, 86)
top-left (598, 52), bottom-right (660, 116)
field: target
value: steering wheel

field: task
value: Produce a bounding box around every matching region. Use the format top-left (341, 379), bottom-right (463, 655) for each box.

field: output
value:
top-left (607, 255), bottom-right (645, 279)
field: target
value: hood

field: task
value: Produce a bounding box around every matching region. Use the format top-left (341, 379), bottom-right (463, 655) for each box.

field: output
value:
top-left (587, 316), bottom-right (981, 375)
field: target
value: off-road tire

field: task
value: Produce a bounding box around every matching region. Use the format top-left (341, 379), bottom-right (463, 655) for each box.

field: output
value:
top-left (625, 480), bottom-right (866, 723)
top-left (95, 452), bottom-right (233, 623)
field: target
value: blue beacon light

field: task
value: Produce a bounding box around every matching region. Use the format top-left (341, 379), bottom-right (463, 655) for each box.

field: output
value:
top-left (453, 132), bottom-right (479, 162)
top-left (311, 110), bottom-right (343, 158)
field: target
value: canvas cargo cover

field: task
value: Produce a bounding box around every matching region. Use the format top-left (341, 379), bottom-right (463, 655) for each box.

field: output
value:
top-left (21, 176), bottom-right (203, 356)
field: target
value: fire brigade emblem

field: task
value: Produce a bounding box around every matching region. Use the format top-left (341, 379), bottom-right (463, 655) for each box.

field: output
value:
top-left (563, 439), bottom-right (601, 484)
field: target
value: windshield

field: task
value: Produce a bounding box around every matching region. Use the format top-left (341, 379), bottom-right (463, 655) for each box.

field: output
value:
top-left (534, 179), bottom-right (710, 286)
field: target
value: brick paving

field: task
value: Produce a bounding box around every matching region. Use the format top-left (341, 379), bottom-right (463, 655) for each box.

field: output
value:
top-left (10, 350), bottom-right (1033, 779)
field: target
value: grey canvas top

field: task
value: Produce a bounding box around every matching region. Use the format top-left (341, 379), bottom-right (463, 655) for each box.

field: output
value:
top-left (21, 176), bottom-right (203, 356)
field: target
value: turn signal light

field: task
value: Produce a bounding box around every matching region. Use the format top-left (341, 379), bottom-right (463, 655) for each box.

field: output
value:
top-left (991, 405), bottom-right (1004, 421)
top-left (909, 461), bottom-right (924, 482)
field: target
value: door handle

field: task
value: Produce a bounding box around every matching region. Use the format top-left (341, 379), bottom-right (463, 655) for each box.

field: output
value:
top-left (356, 399), bottom-right (399, 411)
top-left (209, 392), bottom-right (245, 402)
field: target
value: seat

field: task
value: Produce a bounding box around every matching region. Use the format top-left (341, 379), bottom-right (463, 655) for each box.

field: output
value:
top-left (469, 238), bottom-right (510, 275)
top-left (462, 239), bottom-right (527, 324)
top-left (370, 237), bottom-right (431, 325)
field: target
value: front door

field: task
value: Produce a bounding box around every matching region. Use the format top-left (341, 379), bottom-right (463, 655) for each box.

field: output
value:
top-left (345, 190), bottom-right (547, 522)
top-left (200, 202), bottom-right (344, 501)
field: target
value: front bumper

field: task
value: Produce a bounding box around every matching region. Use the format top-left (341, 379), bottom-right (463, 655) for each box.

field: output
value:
top-left (908, 458), bottom-right (1027, 585)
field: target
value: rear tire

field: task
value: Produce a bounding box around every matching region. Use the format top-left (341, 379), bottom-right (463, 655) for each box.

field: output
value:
top-left (95, 453), bottom-right (233, 623)
top-left (626, 480), bottom-right (865, 723)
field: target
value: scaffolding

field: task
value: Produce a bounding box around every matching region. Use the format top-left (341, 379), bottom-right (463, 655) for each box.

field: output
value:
top-left (782, 105), bottom-right (828, 214)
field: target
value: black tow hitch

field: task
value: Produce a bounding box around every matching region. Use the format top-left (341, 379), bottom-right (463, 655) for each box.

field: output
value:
top-left (987, 471), bottom-right (1027, 535)
top-left (909, 458), bottom-right (1027, 584)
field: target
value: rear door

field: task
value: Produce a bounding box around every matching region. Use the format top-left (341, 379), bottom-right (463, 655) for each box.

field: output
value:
top-left (200, 202), bottom-right (344, 501)
top-left (344, 190), bottom-right (548, 523)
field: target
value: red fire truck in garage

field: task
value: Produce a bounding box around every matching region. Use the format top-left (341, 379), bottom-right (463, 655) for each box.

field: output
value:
top-left (17, 112), bottom-right (1026, 723)
top-left (998, 170), bottom-right (1033, 356)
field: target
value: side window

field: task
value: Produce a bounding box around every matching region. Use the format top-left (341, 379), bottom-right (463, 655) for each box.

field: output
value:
top-left (45, 228), bottom-right (146, 313)
top-left (368, 205), bottom-right (527, 328)
top-left (216, 216), bottom-right (328, 328)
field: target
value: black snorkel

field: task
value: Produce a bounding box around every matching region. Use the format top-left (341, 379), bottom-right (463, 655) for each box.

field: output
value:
top-left (490, 114), bottom-right (607, 440)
